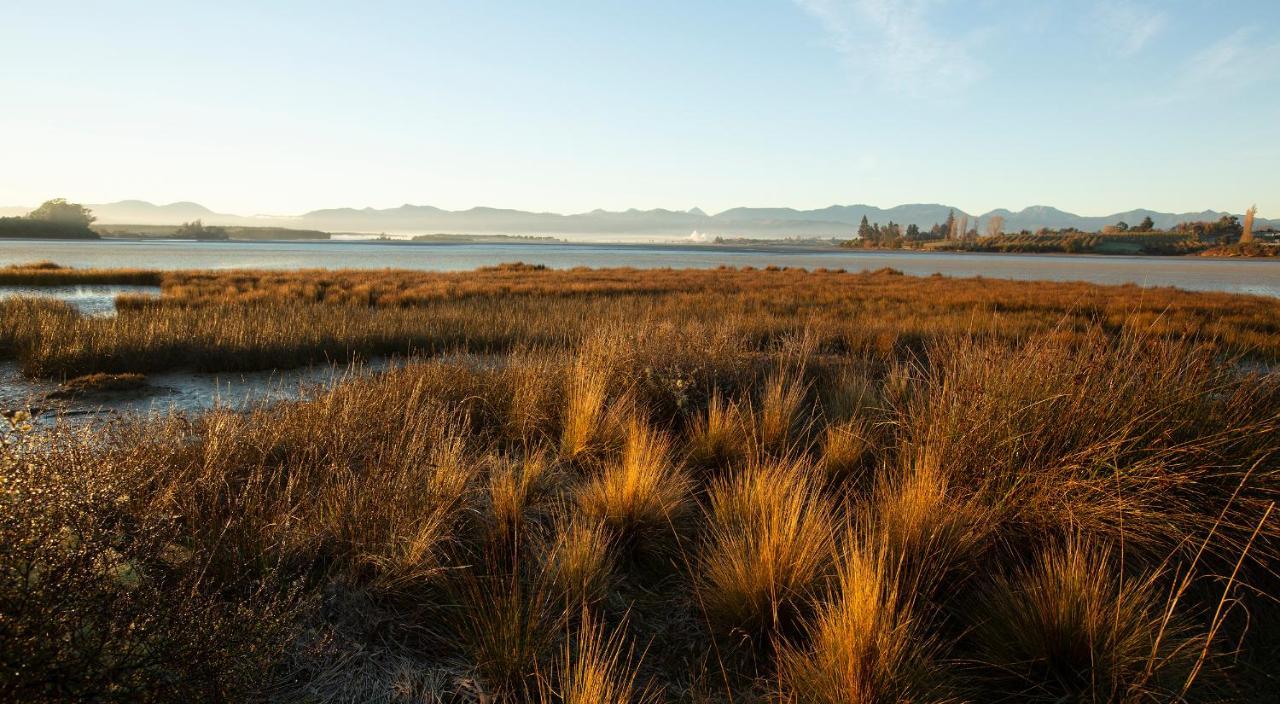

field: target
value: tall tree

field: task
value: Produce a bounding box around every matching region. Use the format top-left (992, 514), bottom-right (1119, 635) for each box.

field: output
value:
top-left (985, 214), bottom-right (1005, 238)
top-left (1242, 205), bottom-right (1257, 244)
top-left (941, 210), bottom-right (956, 240)
top-left (1136, 216), bottom-right (1155, 232)
top-left (27, 198), bottom-right (95, 227)
top-left (857, 215), bottom-right (875, 242)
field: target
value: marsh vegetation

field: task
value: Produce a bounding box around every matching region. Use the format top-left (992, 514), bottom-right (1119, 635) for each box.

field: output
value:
top-left (2, 263), bottom-right (1279, 702)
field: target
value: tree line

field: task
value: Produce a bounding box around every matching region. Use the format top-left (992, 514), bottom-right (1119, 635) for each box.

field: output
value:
top-left (845, 209), bottom-right (1266, 249)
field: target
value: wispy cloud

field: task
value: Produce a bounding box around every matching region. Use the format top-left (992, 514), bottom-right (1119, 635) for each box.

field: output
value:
top-left (1091, 1), bottom-right (1166, 57)
top-left (792, 0), bottom-right (984, 96)
top-left (1172, 28), bottom-right (1280, 97)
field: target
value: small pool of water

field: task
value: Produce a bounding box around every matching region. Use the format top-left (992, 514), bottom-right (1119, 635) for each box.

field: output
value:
top-left (0, 285), bottom-right (161, 316)
top-left (0, 358), bottom-right (399, 426)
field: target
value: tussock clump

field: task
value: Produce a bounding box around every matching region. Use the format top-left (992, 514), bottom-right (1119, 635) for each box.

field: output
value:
top-left (685, 390), bottom-right (749, 473)
top-left (751, 373), bottom-right (811, 456)
top-left (867, 452), bottom-right (994, 590)
top-left (818, 365), bottom-right (881, 424)
top-left (974, 537), bottom-right (1205, 702)
top-left (576, 419), bottom-right (691, 559)
top-left (485, 452), bottom-right (557, 554)
top-left (819, 416), bottom-right (878, 490)
top-left (699, 460), bottom-right (836, 648)
top-left (537, 615), bottom-right (657, 704)
top-left (776, 537), bottom-right (954, 704)
top-left (451, 565), bottom-right (560, 699)
top-left (501, 351), bottom-right (565, 445)
top-left (543, 513), bottom-right (615, 607)
top-left (560, 353), bottom-right (615, 463)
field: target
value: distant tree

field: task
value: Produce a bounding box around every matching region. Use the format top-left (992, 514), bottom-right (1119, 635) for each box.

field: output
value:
top-left (1172, 215), bottom-right (1242, 242)
top-left (176, 219), bottom-right (229, 241)
top-left (857, 215), bottom-right (874, 241)
top-left (1114, 221), bottom-right (1129, 232)
top-left (905, 223), bottom-right (920, 240)
top-left (985, 214), bottom-right (1005, 238)
top-left (27, 198), bottom-right (95, 227)
top-left (1242, 204), bottom-right (1257, 244)
top-left (1136, 216), bottom-right (1155, 232)
top-left (941, 210), bottom-right (956, 240)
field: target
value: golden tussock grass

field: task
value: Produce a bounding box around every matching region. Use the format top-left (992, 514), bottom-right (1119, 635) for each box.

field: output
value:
top-left (698, 459), bottom-right (837, 649)
top-left (2, 264), bottom-right (1278, 701)
top-left (775, 534), bottom-right (954, 704)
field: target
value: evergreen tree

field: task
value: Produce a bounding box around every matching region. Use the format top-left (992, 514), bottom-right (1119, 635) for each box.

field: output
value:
top-left (858, 215), bottom-right (876, 243)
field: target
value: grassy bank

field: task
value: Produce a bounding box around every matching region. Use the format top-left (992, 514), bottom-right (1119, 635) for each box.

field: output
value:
top-left (934, 232), bottom-right (1208, 255)
top-left (2, 264), bottom-right (1279, 379)
top-left (92, 224), bottom-right (331, 240)
top-left (3, 313), bottom-right (1278, 701)
top-left (0, 261), bottom-right (163, 286)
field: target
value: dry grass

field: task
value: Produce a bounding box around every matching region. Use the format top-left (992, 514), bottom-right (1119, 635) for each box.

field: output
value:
top-left (775, 535), bottom-right (953, 704)
top-left (2, 263), bottom-right (1280, 379)
top-left (49, 371), bottom-right (149, 397)
top-left (538, 615), bottom-right (656, 704)
top-left (0, 261), bottom-right (161, 285)
top-left (576, 419), bottom-right (691, 560)
top-left (1, 265), bottom-right (1278, 701)
top-left (543, 514), bottom-right (615, 608)
top-left (699, 460), bottom-right (836, 650)
top-left (975, 537), bottom-right (1203, 702)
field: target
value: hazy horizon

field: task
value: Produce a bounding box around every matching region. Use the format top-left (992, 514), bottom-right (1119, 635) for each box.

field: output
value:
top-left (3, 1), bottom-right (1278, 216)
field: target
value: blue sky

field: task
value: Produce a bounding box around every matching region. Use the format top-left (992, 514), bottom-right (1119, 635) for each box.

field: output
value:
top-left (1, 1), bottom-right (1277, 216)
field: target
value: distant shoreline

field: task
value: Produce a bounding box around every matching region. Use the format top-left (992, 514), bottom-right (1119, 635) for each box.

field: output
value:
top-left (9, 235), bottom-right (1270, 260)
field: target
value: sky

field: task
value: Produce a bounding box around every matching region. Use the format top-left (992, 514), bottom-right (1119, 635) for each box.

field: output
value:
top-left (1, 0), bottom-right (1277, 217)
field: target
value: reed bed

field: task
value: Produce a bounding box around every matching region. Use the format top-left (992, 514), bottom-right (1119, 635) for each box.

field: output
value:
top-left (0, 261), bottom-right (162, 286)
top-left (1, 266), bottom-right (1279, 702)
top-left (2, 264), bottom-right (1279, 379)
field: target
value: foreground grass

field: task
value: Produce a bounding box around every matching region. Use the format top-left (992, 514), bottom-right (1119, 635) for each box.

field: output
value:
top-left (1, 266), bottom-right (1279, 702)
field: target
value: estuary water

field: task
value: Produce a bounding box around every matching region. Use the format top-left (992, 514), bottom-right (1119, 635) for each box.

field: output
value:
top-left (1, 238), bottom-right (1277, 297)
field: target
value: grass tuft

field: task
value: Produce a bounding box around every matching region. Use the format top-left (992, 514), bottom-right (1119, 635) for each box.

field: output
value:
top-left (699, 459), bottom-right (836, 649)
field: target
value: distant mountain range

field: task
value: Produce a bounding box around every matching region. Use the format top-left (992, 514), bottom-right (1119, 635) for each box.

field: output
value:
top-left (2, 200), bottom-right (1274, 239)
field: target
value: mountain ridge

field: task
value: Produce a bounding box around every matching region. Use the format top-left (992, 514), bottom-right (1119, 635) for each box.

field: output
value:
top-left (2, 200), bottom-right (1274, 238)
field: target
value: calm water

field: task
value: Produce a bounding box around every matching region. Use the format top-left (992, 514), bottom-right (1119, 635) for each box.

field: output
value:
top-left (0, 284), bottom-right (160, 315)
top-left (0, 359), bottom-right (398, 426)
top-left (2, 238), bottom-right (1278, 297)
